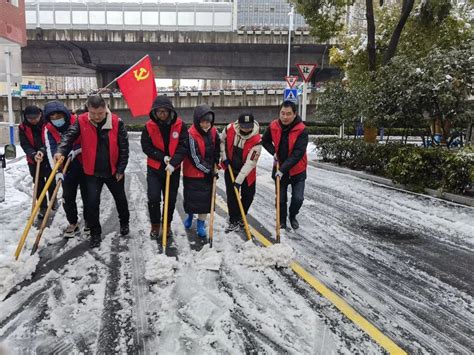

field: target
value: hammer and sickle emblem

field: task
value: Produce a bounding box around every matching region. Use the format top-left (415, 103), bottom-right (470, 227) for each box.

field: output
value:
top-left (133, 67), bottom-right (150, 81)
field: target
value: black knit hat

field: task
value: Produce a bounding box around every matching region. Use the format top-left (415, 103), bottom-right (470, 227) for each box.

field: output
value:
top-left (24, 105), bottom-right (42, 118)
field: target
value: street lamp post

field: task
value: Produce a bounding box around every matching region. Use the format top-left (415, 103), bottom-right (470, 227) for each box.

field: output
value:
top-left (286, 5), bottom-right (294, 78)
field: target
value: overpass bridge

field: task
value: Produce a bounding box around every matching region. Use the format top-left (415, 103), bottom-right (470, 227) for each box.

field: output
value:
top-left (23, 1), bottom-right (339, 84)
top-left (0, 89), bottom-right (319, 124)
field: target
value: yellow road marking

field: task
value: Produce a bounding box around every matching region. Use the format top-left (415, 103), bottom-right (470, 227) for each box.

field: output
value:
top-left (214, 198), bottom-right (407, 355)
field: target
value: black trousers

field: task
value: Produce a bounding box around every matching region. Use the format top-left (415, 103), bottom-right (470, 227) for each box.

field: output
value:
top-left (224, 169), bottom-right (256, 223)
top-left (62, 161), bottom-right (88, 225)
top-left (147, 166), bottom-right (180, 224)
top-left (85, 175), bottom-right (129, 237)
top-left (28, 162), bottom-right (57, 209)
top-left (277, 178), bottom-right (305, 223)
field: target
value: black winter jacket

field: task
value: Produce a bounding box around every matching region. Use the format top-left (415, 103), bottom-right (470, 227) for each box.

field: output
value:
top-left (57, 112), bottom-right (129, 176)
top-left (141, 96), bottom-right (188, 171)
top-left (19, 115), bottom-right (46, 164)
top-left (262, 116), bottom-right (308, 181)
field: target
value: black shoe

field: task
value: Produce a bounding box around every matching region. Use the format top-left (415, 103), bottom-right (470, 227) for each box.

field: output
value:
top-left (280, 222), bottom-right (287, 230)
top-left (83, 225), bottom-right (91, 236)
top-left (289, 215), bottom-right (299, 230)
top-left (150, 223), bottom-right (160, 239)
top-left (225, 221), bottom-right (240, 233)
top-left (90, 234), bottom-right (101, 248)
top-left (120, 224), bottom-right (129, 236)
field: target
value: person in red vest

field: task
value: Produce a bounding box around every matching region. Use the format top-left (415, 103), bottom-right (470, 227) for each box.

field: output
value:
top-left (141, 96), bottom-right (188, 240)
top-left (54, 95), bottom-right (129, 248)
top-left (19, 105), bottom-right (57, 220)
top-left (220, 113), bottom-right (262, 232)
top-left (43, 101), bottom-right (88, 238)
top-left (262, 101), bottom-right (308, 231)
top-left (182, 104), bottom-right (220, 239)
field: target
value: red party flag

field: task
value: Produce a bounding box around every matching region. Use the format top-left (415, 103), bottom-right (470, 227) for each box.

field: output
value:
top-left (116, 55), bottom-right (157, 117)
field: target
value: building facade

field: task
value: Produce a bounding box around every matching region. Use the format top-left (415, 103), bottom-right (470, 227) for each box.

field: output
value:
top-left (236, 0), bottom-right (308, 30)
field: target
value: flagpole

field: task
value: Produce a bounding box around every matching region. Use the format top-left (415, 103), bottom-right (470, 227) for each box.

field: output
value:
top-left (97, 54), bottom-right (150, 94)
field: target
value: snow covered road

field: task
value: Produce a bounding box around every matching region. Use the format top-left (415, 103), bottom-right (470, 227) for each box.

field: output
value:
top-left (0, 135), bottom-right (472, 354)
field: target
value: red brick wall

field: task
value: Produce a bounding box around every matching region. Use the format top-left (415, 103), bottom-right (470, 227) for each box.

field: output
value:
top-left (0, 0), bottom-right (26, 46)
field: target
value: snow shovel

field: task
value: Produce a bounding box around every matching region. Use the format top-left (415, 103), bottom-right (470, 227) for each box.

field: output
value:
top-left (228, 166), bottom-right (252, 241)
top-left (208, 164), bottom-right (218, 248)
top-left (276, 162), bottom-right (281, 243)
top-left (162, 169), bottom-right (171, 254)
top-left (15, 157), bottom-right (64, 260)
top-left (31, 157), bottom-right (72, 255)
top-left (31, 159), bottom-right (41, 216)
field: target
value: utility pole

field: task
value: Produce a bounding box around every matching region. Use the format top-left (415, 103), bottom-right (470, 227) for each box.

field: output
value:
top-left (5, 48), bottom-right (15, 145)
top-left (286, 5), bottom-right (294, 78)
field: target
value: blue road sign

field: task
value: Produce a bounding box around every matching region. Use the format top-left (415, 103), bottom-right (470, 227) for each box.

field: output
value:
top-left (20, 84), bottom-right (41, 92)
top-left (284, 88), bottom-right (298, 103)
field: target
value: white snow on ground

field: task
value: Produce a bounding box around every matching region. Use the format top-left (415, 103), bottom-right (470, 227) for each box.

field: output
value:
top-left (240, 240), bottom-right (294, 268)
top-left (0, 137), bottom-right (472, 354)
top-left (194, 245), bottom-right (222, 271)
top-left (144, 254), bottom-right (178, 282)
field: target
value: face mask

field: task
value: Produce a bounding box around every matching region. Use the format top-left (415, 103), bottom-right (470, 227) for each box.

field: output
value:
top-left (201, 126), bottom-right (210, 132)
top-left (52, 118), bottom-right (65, 127)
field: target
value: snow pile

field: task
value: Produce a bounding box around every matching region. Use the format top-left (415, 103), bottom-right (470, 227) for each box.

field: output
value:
top-left (195, 245), bottom-right (222, 271)
top-left (144, 254), bottom-right (178, 282)
top-left (239, 240), bottom-right (294, 269)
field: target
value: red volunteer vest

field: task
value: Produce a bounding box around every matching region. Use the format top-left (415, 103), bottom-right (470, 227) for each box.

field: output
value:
top-left (45, 116), bottom-right (82, 164)
top-left (145, 118), bottom-right (183, 170)
top-left (19, 123), bottom-right (45, 165)
top-left (225, 123), bottom-right (261, 186)
top-left (78, 113), bottom-right (120, 176)
top-left (183, 125), bottom-right (217, 178)
top-left (269, 119), bottom-right (307, 176)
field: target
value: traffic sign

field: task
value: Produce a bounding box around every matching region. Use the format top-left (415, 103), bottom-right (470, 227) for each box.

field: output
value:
top-left (285, 75), bottom-right (298, 88)
top-left (296, 63), bottom-right (318, 83)
top-left (283, 88), bottom-right (298, 102)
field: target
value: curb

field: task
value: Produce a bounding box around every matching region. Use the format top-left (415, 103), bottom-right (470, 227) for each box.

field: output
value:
top-left (310, 161), bottom-right (474, 208)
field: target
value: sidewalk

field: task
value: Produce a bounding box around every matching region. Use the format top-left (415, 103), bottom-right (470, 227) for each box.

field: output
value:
top-left (310, 161), bottom-right (474, 208)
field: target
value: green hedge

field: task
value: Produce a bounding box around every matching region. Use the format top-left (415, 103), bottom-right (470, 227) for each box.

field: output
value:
top-left (313, 137), bottom-right (474, 193)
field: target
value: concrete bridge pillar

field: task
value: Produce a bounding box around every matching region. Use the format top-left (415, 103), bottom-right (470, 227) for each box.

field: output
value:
top-left (96, 70), bottom-right (120, 90)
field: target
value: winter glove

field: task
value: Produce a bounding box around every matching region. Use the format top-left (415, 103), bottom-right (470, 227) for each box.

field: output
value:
top-left (164, 156), bottom-right (171, 164)
top-left (234, 182), bottom-right (241, 189)
top-left (222, 159), bottom-right (230, 167)
top-left (275, 170), bottom-right (284, 179)
top-left (165, 164), bottom-right (175, 174)
top-left (68, 148), bottom-right (82, 161)
top-left (35, 151), bottom-right (44, 162)
top-left (55, 172), bottom-right (64, 184)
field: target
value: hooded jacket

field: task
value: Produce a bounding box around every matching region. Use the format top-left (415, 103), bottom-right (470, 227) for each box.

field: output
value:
top-left (182, 104), bottom-right (221, 214)
top-left (183, 104), bottom-right (220, 178)
top-left (19, 108), bottom-right (46, 165)
top-left (220, 121), bottom-right (262, 185)
top-left (141, 96), bottom-right (188, 171)
top-left (43, 101), bottom-right (80, 169)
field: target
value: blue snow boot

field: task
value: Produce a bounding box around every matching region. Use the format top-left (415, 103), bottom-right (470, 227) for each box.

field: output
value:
top-left (184, 214), bottom-right (193, 229)
top-left (196, 219), bottom-right (207, 239)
